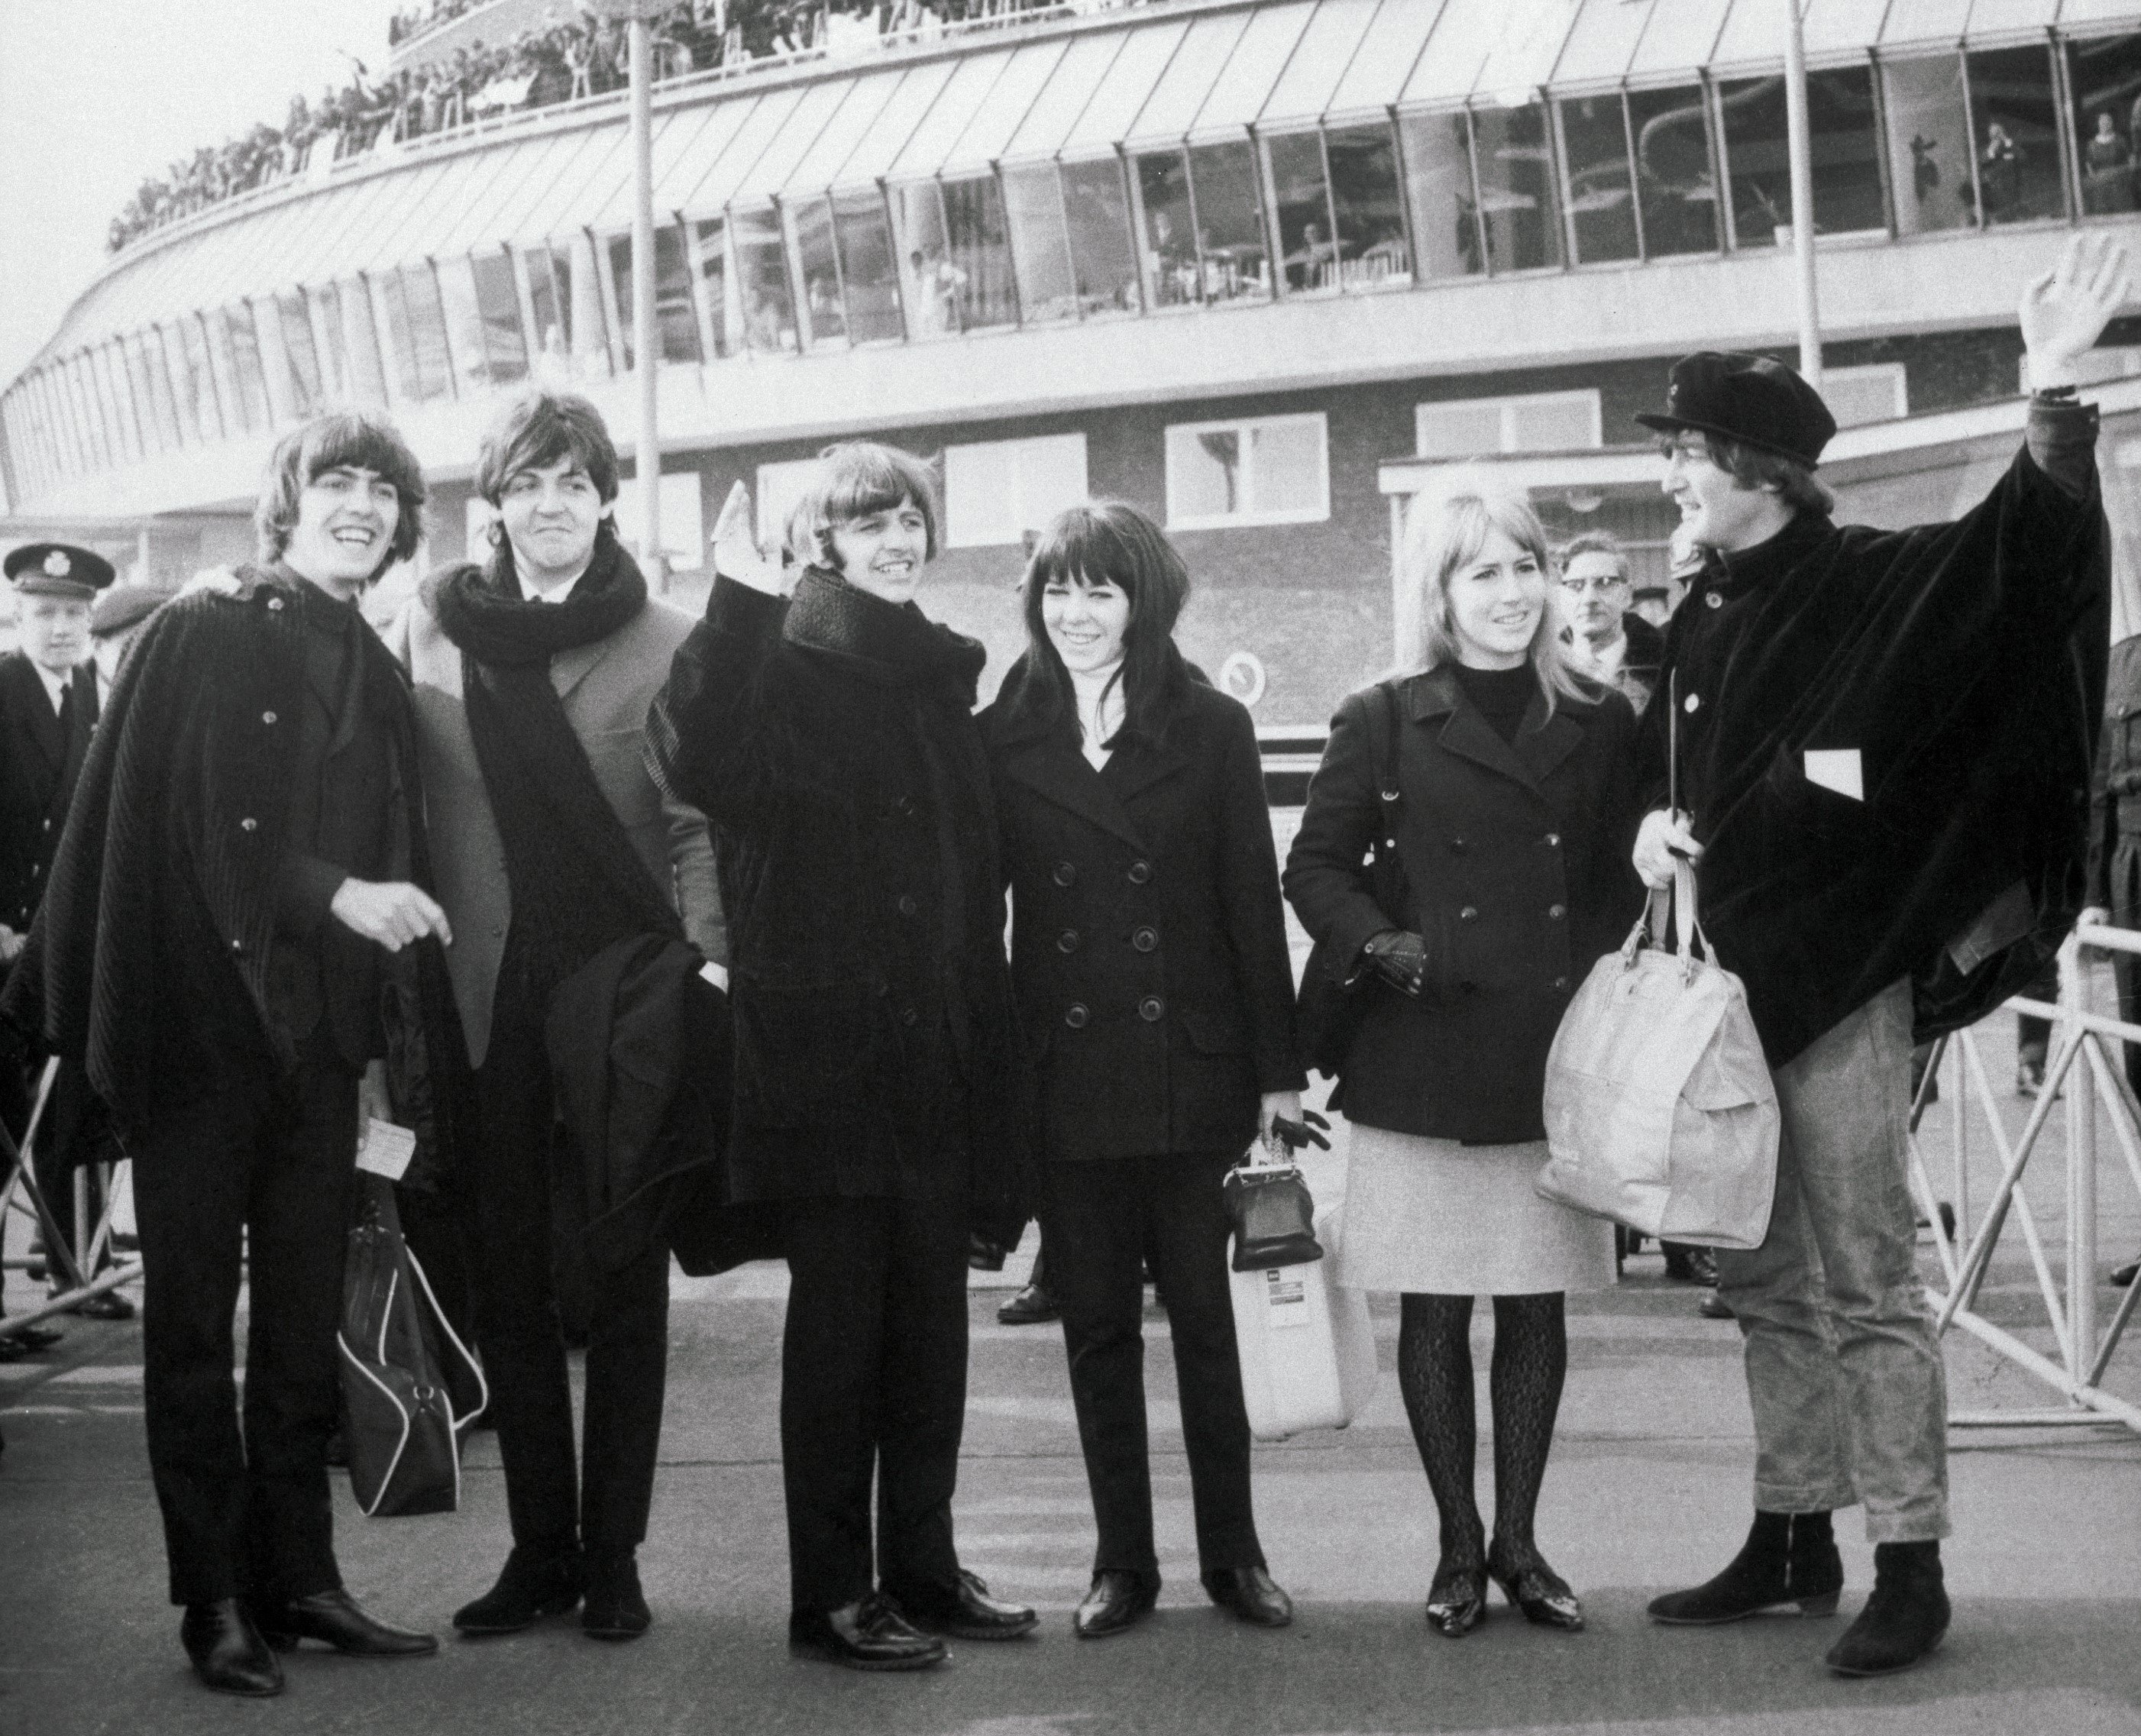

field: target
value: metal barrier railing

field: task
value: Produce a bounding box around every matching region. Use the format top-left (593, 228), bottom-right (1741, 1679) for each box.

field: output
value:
top-left (0, 1059), bottom-right (141, 1336)
top-left (1913, 923), bottom-right (2141, 1432)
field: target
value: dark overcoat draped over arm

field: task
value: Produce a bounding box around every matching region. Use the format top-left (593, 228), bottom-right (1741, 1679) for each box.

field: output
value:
top-left (1633, 400), bottom-right (2110, 1067)
top-left (1285, 667), bottom-right (1645, 1145)
top-left (0, 571), bottom-right (467, 1182)
top-left (643, 569), bottom-right (1029, 1234)
top-left (980, 657), bottom-right (1305, 1164)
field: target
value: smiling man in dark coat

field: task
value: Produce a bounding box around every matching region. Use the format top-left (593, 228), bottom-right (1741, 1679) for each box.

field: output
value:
top-left (3, 412), bottom-right (459, 1697)
top-left (1632, 234), bottom-right (2125, 1679)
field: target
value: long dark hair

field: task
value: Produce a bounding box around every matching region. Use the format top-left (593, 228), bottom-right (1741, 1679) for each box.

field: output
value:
top-left (1005, 501), bottom-right (1191, 748)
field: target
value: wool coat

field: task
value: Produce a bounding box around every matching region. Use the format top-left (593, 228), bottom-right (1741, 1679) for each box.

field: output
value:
top-left (0, 652), bottom-right (98, 934)
top-left (0, 569), bottom-right (459, 1158)
top-left (645, 568), bottom-right (1027, 1229)
top-left (385, 584), bottom-right (723, 1068)
top-left (1285, 665), bottom-right (1644, 1145)
top-left (1634, 399), bottom-right (2108, 1065)
top-left (981, 661), bottom-right (1305, 1164)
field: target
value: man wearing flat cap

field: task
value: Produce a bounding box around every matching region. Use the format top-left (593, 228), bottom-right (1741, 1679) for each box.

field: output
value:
top-left (1632, 234), bottom-right (2127, 1679)
top-left (0, 542), bottom-right (122, 1337)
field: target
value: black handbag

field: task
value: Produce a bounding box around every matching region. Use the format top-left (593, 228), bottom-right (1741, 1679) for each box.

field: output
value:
top-left (1222, 1156), bottom-right (1324, 1272)
top-left (1296, 680), bottom-right (1406, 1080)
top-left (336, 1176), bottom-right (485, 1518)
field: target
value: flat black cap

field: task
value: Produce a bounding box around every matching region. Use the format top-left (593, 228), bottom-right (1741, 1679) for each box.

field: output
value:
top-left (5, 541), bottom-right (117, 599)
top-left (1635, 351), bottom-right (1838, 468)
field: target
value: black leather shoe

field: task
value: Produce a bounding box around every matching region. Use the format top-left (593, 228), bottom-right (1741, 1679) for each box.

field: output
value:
top-left (583, 1550), bottom-right (652, 1641)
top-left (1649, 1511), bottom-right (1842, 1624)
top-left (1072, 1570), bottom-right (1159, 1639)
top-left (2114, 1260), bottom-right (2138, 1288)
top-left (789, 1593), bottom-right (946, 1670)
top-left (254, 1588), bottom-right (436, 1657)
top-left (997, 1282), bottom-right (1060, 1325)
top-left (1488, 1540), bottom-right (1583, 1631)
top-left (895, 1568), bottom-right (1037, 1639)
top-left (71, 1290), bottom-right (136, 1321)
top-left (1662, 1243), bottom-right (1719, 1285)
top-left (453, 1546), bottom-right (585, 1635)
top-left (0, 1323), bottom-right (63, 1354)
top-left (1698, 1288), bottom-right (1735, 1321)
top-left (181, 1599), bottom-right (283, 1696)
top-left (1425, 1560), bottom-right (1487, 1638)
top-left (1826, 1542), bottom-right (1949, 1677)
top-left (1201, 1565), bottom-right (1292, 1628)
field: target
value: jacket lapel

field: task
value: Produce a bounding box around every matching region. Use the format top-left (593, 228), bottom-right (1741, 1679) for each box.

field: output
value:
top-left (551, 632), bottom-right (618, 702)
top-left (1105, 734), bottom-right (1192, 807)
top-left (999, 732), bottom-right (1147, 851)
top-left (1408, 665), bottom-right (1584, 797)
top-left (11, 658), bottom-right (63, 772)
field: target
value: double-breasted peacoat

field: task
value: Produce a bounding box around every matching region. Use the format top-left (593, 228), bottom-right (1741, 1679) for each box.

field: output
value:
top-left (0, 651), bottom-right (97, 935)
top-left (981, 662), bottom-right (1305, 1163)
top-left (1284, 664), bottom-right (1644, 1145)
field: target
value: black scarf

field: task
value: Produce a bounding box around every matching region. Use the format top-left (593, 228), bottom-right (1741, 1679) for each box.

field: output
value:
top-left (426, 533), bottom-right (681, 1001)
top-left (782, 564), bottom-right (988, 698)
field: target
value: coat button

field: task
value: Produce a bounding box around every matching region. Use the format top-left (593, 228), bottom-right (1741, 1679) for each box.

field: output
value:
top-left (491, 923), bottom-right (505, 937)
top-left (901, 1006), bottom-right (919, 1026)
top-left (240, 816), bottom-right (258, 832)
top-left (1548, 904), bottom-right (1566, 920)
top-left (1064, 1003), bottom-right (1089, 1029)
top-left (1683, 693), bottom-right (1700, 714)
top-left (1127, 860), bottom-right (1152, 884)
top-left (1451, 837), bottom-right (1467, 854)
top-left (1138, 996), bottom-right (1164, 1022)
top-left (1705, 591), bottom-right (1722, 609)
top-left (897, 894), bottom-right (918, 918)
top-left (230, 938), bottom-right (244, 952)
top-left (1554, 975), bottom-right (1570, 991)
top-left (267, 596), bottom-right (284, 612)
top-left (1544, 832), bottom-right (1560, 848)
top-left (1131, 926), bottom-right (1158, 952)
top-left (1057, 929), bottom-right (1079, 953)
top-left (1459, 907), bottom-right (1478, 922)
top-left (261, 710), bottom-right (277, 725)
top-left (1053, 862), bottom-right (1076, 887)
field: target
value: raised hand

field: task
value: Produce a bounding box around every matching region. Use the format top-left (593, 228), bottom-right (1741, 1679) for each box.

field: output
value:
top-left (710, 479), bottom-right (788, 596)
top-left (2021, 231), bottom-right (2133, 389)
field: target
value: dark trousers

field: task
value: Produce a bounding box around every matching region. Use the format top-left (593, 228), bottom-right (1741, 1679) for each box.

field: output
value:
top-left (35, 1057), bottom-right (112, 1283)
top-left (780, 1192), bottom-right (970, 1613)
top-left (1040, 1150), bottom-right (1263, 1579)
top-left (465, 986), bottom-right (671, 1555)
top-left (131, 1059), bottom-right (358, 1606)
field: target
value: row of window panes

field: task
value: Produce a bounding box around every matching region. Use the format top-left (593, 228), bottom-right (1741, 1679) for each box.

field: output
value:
top-left (16, 37), bottom-right (2141, 490)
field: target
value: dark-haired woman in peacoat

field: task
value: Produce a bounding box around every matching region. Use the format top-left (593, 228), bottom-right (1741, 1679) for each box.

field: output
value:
top-left (981, 502), bottom-right (1306, 1641)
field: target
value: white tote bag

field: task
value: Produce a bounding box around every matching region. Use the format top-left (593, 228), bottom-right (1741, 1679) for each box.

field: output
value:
top-left (1536, 862), bottom-right (1780, 1250)
top-left (1229, 1203), bottom-right (1379, 1441)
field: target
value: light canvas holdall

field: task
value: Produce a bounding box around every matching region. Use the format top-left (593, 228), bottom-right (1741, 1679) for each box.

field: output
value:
top-left (1536, 859), bottom-right (1780, 1250)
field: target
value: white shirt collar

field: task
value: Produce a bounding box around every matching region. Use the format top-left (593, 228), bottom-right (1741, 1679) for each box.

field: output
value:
top-left (519, 569), bottom-right (582, 606)
top-left (31, 661), bottom-right (71, 715)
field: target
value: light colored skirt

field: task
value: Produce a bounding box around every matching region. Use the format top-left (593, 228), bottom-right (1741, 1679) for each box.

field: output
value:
top-left (1331, 1123), bottom-right (1615, 1295)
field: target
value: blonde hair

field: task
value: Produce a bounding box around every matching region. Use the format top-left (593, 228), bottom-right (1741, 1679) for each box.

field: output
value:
top-left (1397, 467), bottom-right (1591, 713)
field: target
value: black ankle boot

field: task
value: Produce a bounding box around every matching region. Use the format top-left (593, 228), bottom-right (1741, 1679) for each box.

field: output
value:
top-left (452, 1545), bottom-right (585, 1635)
top-left (1826, 1541), bottom-right (1949, 1676)
top-left (1648, 1511), bottom-right (1842, 1624)
top-left (582, 1549), bottom-right (652, 1641)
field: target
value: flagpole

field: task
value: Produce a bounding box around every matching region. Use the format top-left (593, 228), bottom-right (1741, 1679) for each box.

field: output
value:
top-left (1782, 0), bottom-right (1823, 386)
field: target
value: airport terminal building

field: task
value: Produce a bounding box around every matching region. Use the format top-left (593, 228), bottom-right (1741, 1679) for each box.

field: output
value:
top-left (8, 0), bottom-right (2141, 728)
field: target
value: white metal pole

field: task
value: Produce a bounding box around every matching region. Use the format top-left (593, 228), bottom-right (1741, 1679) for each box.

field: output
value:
top-left (1781, 0), bottom-right (1822, 387)
top-left (2065, 937), bottom-right (2099, 1395)
top-left (629, 11), bottom-right (661, 589)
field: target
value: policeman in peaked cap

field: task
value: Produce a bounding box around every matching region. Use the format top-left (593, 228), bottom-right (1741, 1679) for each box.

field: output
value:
top-left (1, 541), bottom-right (128, 1330)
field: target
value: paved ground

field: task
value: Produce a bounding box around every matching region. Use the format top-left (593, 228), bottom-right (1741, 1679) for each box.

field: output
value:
top-left (4, 1012), bottom-right (2139, 1736)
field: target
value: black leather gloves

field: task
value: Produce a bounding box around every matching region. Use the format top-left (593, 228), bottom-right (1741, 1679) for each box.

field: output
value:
top-left (1363, 929), bottom-right (1428, 998)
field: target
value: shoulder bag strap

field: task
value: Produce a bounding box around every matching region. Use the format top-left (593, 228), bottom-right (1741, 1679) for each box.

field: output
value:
top-left (1366, 680), bottom-right (1405, 909)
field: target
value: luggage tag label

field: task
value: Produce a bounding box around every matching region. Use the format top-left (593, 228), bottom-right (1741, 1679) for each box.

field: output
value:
top-left (1803, 748), bottom-right (1862, 801)
top-left (1262, 1267), bottom-right (1311, 1328)
top-left (355, 1117), bottom-right (417, 1182)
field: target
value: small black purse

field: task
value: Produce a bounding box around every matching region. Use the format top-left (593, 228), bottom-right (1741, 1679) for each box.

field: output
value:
top-left (1295, 680), bottom-right (1406, 1080)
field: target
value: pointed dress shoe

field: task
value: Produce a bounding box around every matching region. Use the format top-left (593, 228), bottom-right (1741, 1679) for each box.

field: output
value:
top-left (1649, 1511), bottom-right (1842, 1624)
top-left (1202, 1565), bottom-right (1292, 1628)
top-left (788, 1592), bottom-right (947, 1670)
top-left (71, 1290), bottom-right (136, 1321)
top-left (1072, 1569), bottom-right (1159, 1639)
top-left (1425, 1559), bottom-right (1488, 1638)
top-left (894, 1567), bottom-right (1037, 1639)
top-left (1487, 1541), bottom-right (1583, 1631)
top-left (996, 1282), bottom-right (1060, 1325)
top-left (253, 1588), bottom-right (436, 1657)
top-left (453, 1545), bottom-right (586, 1635)
top-left (180, 1599), bottom-right (284, 1696)
top-left (1826, 1542), bottom-right (1949, 1677)
top-left (582, 1550), bottom-right (652, 1641)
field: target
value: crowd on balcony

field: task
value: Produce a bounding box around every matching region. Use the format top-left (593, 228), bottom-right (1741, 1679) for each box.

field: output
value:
top-left (108, 0), bottom-right (1124, 254)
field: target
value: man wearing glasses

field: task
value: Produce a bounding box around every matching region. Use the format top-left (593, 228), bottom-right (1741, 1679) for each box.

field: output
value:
top-left (1556, 531), bottom-right (1664, 714)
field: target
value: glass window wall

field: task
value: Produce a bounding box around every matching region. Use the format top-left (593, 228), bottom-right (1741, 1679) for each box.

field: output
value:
top-left (68, 356), bottom-right (112, 469)
top-left (1557, 94), bottom-right (1640, 263)
top-left (733, 205), bottom-right (799, 354)
top-left (1134, 150), bottom-right (1199, 309)
top-left (833, 189), bottom-right (904, 344)
top-left (1059, 158), bottom-right (1140, 316)
top-left (1966, 46), bottom-right (2067, 225)
top-left (1398, 112), bottom-right (1484, 280)
top-left (687, 218), bottom-right (739, 360)
top-left (1266, 131), bottom-right (1339, 293)
top-left (138, 327), bottom-right (185, 450)
top-left (276, 290), bottom-right (325, 414)
top-left (176, 316), bottom-right (222, 442)
top-left (1629, 84), bottom-right (1722, 255)
top-left (121, 335), bottom-right (167, 455)
top-left (941, 176), bottom-right (1018, 331)
top-left (97, 341), bottom-right (141, 461)
top-left (1881, 55), bottom-right (1978, 234)
top-left (791, 198), bottom-right (848, 348)
top-left (224, 305), bottom-right (273, 432)
top-left (1719, 67), bottom-right (1884, 247)
top-left (2068, 34), bottom-right (2141, 218)
top-left (201, 306), bottom-right (251, 435)
top-left (471, 251), bottom-right (530, 383)
top-left (605, 228), bottom-right (703, 367)
top-left (338, 278), bottom-right (387, 403)
top-left (436, 257), bottom-right (493, 393)
top-left (1001, 164), bottom-right (1079, 326)
top-left (399, 265), bottom-right (456, 400)
top-left (1185, 141), bottom-right (1270, 304)
top-left (309, 284), bottom-right (349, 403)
top-left (891, 182), bottom-right (957, 336)
top-left (1472, 105), bottom-right (1563, 274)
